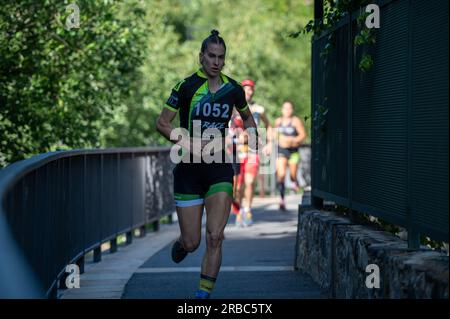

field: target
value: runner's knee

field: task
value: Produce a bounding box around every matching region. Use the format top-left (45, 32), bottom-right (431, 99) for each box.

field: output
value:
top-left (206, 231), bottom-right (224, 249)
top-left (182, 237), bottom-right (201, 252)
top-left (245, 176), bottom-right (255, 187)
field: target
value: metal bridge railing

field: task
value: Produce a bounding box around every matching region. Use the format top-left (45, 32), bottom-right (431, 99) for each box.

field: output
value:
top-left (0, 147), bottom-right (174, 298)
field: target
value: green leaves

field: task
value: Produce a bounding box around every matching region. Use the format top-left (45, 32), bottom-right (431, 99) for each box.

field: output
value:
top-left (354, 27), bottom-right (376, 46)
top-left (298, 1), bottom-right (376, 72)
top-left (104, 0), bottom-right (314, 148)
top-left (359, 53), bottom-right (373, 72)
top-left (0, 0), bottom-right (148, 166)
top-left (354, 22), bottom-right (376, 72)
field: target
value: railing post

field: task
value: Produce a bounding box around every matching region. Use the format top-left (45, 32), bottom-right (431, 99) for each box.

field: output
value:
top-left (48, 284), bottom-right (58, 299)
top-left (110, 238), bottom-right (117, 253)
top-left (153, 220), bottom-right (160, 232)
top-left (311, 195), bottom-right (323, 209)
top-left (93, 246), bottom-right (101, 263)
top-left (76, 255), bottom-right (85, 274)
top-left (314, 0), bottom-right (323, 21)
top-left (139, 225), bottom-right (147, 238)
top-left (310, 3), bottom-right (322, 213)
top-left (408, 227), bottom-right (420, 250)
top-left (405, 202), bottom-right (420, 248)
top-left (131, 152), bottom-right (136, 244)
top-left (126, 231), bottom-right (133, 245)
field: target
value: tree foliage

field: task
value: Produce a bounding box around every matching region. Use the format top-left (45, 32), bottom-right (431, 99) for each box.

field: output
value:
top-left (103, 0), bottom-right (313, 147)
top-left (0, 0), bottom-right (147, 166)
top-left (1, 0), bottom-right (313, 167)
top-left (295, 0), bottom-right (376, 71)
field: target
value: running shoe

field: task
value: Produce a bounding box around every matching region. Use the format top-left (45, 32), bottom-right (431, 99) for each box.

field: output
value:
top-left (235, 212), bottom-right (243, 227)
top-left (171, 239), bottom-right (188, 263)
top-left (194, 289), bottom-right (210, 299)
top-left (244, 211), bottom-right (253, 226)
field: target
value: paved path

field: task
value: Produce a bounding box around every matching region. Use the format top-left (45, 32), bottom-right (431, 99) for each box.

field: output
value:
top-left (60, 221), bottom-right (180, 299)
top-left (61, 193), bottom-right (325, 299)
top-left (121, 194), bottom-right (326, 299)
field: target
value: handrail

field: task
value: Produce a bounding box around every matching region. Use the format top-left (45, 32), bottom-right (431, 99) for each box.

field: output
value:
top-left (0, 146), bottom-right (174, 298)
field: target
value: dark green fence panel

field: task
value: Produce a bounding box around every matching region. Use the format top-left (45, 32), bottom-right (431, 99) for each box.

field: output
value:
top-left (85, 155), bottom-right (102, 251)
top-left (67, 156), bottom-right (86, 258)
top-left (410, 0), bottom-right (449, 241)
top-left (311, 35), bottom-right (326, 197)
top-left (312, 22), bottom-right (349, 202)
top-left (352, 0), bottom-right (409, 222)
top-left (312, 0), bottom-right (449, 244)
top-left (117, 153), bottom-right (134, 234)
top-left (101, 154), bottom-right (119, 239)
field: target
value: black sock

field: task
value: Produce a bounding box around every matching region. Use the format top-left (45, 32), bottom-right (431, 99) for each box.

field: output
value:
top-left (277, 181), bottom-right (285, 200)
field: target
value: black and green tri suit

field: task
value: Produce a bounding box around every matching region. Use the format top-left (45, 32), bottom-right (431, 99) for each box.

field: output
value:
top-left (165, 69), bottom-right (248, 207)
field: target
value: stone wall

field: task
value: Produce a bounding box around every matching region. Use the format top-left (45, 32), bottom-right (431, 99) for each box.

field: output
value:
top-left (295, 210), bottom-right (449, 299)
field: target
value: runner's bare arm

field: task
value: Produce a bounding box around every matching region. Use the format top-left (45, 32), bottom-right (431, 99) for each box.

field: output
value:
top-left (260, 111), bottom-right (273, 145)
top-left (292, 117), bottom-right (307, 146)
top-left (238, 107), bottom-right (257, 130)
top-left (156, 108), bottom-right (191, 150)
top-left (273, 117), bottom-right (281, 142)
top-left (238, 107), bottom-right (261, 151)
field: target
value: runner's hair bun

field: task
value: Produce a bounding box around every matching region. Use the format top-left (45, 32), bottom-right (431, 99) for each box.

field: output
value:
top-left (211, 29), bottom-right (220, 36)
